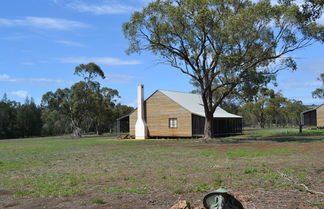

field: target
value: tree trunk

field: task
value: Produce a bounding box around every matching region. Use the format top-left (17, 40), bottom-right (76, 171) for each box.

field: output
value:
top-left (204, 113), bottom-right (214, 139)
top-left (96, 122), bottom-right (99, 135)
top-left (72, 127), bottom-right (82, 138)
top-left (260, 111), bottom-right (265, 128)
top-left (70, 119), bottom-right (82, 138)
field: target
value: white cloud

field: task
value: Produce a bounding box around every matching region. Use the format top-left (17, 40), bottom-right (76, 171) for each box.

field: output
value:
top-left (0, 74), bottom-right (68, 84)
top-left (105, 73), bottom-right (139, 84)
top-left (279, 78), bottom-right (322, 90)
top-left (56, 40), bottom-right (85, 47)
top-left (0, 74), bottom-right (14, 81)
top-left (10, 90), bottom-right (28, 98)
top-left (0, 34), bottom-right (27, 40)
top-left (67, 2), bottom-right (138, 15)
top-left (29, 78), bottom-right (67, 83)
top-left (21, 62), bottom-right (34, 65)
top-left (60, 56), bottom-right (141, 65)
top-left (0, 17), bottom-right (89, 30)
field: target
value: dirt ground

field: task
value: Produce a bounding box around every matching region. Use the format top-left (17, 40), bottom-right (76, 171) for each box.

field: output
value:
top-left (0, 135), bottom-right (323, 209)
top-left (1, 186), bottom-right (323, 209)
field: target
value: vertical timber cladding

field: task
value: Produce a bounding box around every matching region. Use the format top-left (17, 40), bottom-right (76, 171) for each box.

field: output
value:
top-left (129, 90), bottom-right (192, 137)
top-left (317, 105), bottom-right (324, 127)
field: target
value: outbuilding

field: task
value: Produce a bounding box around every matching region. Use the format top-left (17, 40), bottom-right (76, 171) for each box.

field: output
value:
top-left (117, 85), bottom-right (242, 138)
top-left (302, 104), bottom-right (324, 128)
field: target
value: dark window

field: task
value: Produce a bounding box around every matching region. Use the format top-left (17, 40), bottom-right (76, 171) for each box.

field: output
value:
top-left (169, 118), bottom-right (177, 128)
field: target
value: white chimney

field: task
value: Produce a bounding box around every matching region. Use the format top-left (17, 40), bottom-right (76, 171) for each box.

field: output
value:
top-left (135, 85), bottom-right (147, 139)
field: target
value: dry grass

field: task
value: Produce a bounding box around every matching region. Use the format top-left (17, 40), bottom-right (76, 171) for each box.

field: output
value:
top-left (0, 131), bottom-right (323, 208)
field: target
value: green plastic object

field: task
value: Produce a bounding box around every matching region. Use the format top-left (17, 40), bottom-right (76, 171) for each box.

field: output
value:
top-left (215, 187), bottom-right (228, 193)
top-left (203, 188), bottom-right (244, 209)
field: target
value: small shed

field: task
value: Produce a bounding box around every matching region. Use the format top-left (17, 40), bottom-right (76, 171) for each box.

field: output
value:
top-left (302, 103), bottom-right (324, 128)
top-left (118, 89), bottom-right (242, 138)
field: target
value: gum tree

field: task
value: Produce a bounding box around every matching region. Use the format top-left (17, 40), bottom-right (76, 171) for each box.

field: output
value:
top-left (123, 0), bottom-right (324, 139)
top-left (42, 63), bottom-right (107, 138)
top-left (312, 73), bottom-right (324, 99)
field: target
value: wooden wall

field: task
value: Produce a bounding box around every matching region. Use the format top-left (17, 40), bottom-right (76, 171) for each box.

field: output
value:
top-left (129, 91), bottom-right (192, 137)
top-left (316, 105), bottom-right (324, 127)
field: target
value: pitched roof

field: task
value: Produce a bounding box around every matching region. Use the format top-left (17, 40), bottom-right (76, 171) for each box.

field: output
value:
top-left (159, 90), bottom-right (242, 118)
top-left (302, 103), bottom-right (324, 114)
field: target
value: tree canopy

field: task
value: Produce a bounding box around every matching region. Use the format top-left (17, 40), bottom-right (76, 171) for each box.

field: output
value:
top-left (41, 63), bottom-right (133, 138)
top-left (312, 73), bottom-right (324, 99)
top-left (123, 0), bottom-right (324, 138)
top-left (74, 62), bottom-right (106, 83)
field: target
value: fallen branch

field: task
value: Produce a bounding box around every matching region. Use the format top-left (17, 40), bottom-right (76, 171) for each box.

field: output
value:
top-left (277, 170), bottom-right (324, 195)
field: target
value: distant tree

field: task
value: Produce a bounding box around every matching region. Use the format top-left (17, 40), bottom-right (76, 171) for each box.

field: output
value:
top-left (239, 88), bottom-right (307, 128)
top-left (74, 62), bottom-right (105, 83)
top-left (123, 0), bottom-right (324, 138)
top-left (42, 63), bottom-right (131, 138)
top-left (283, 99), bottom-right (307, 126)
top-left (115, 104), bottom-right (134, 118)
top-left (265, 91), bottom-right (287, 127)
top-left (92, 88), bottom-right (120, 135)
top-left (312, 73), bottom-right (324, 99)
top-left (41, 88), bottom-right (80, 137)
top-left (41, 109), bottom-right (70, 136)
top-left (241, 88), bottom-right (275, 128)
top-left (0, 96), bottom-right (42, 139)
top-left (0, 95), bottom-right (19, 139)
top-left (16, 98), bottom-right (42, 137)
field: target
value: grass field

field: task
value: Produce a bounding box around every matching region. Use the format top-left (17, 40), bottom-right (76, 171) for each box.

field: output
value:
top-left (244, 128), bottom-right (324, 137)
top-left (0, 128), bottom-right (323, 209)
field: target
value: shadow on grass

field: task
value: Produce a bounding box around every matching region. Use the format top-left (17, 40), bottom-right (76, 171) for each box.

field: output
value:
top-left (208, 135), bottom-right (324, 144)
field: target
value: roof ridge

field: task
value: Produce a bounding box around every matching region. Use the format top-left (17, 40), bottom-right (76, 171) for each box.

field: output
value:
top-left (302, 103), bottom-right (324, 114)
top-left (158, 89), bottom-right (199, 95)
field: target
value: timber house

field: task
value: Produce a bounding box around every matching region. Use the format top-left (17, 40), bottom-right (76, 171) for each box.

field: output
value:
top-left (302, 103), bottom-right (324, 128)
top-left (117, 85), bottom-right (242, 139)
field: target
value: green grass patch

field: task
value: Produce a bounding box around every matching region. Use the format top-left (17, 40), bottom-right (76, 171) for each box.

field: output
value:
top-left (91, 198), bottom-right (106, 204)
top-left (244, 128), bottom-right (324, 137)
top-left (226, 147), bottom-right (296, 158)
top-left (244, 167), bottom-right (258, 174)
top-left (197, 150), bottom-right (223, 157)
top-left (9, 174), bottom-right (87, 197)
top-left (100, 186), bottom-right (150, 194)
top-left (189, 183), bottom-right (210, 192)
top-left (0, 161), bottom-right (26, 172)
top-left (310, 202), bottom-right (324, 209)
top-left (213, 174), bottom-right (224, 188)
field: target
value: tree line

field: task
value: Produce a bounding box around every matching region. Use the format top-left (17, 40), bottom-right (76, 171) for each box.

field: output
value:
top-left (0, 63), bottom-right (133, 139)
top-left (221, 88), bottom-right (310, 128)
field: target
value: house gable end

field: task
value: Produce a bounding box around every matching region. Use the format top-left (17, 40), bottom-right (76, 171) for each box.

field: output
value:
top-left (129, 90), bottom-right (192, 137)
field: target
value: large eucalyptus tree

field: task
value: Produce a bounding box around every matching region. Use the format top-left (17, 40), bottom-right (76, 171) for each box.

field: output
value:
top-left (123, 0), bottom-right (324, 138)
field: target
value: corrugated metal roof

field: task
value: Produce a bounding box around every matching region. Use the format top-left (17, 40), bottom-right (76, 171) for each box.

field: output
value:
top-left (159, 90), bottom-right (242, 118)
top-left (301, 103), bottom-right (324, 114)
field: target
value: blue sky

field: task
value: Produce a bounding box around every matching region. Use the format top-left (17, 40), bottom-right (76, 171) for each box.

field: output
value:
top-left (0, 0), bottom-right (323, 107)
